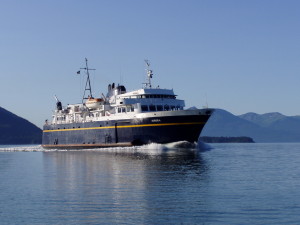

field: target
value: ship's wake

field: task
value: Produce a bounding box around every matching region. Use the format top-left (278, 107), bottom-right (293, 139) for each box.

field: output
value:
top-left (0, 141), bottom-right (212, 155)
top-left (72, 140), bottom-right (212, 155)
top-left (141, 141), bottom-right (212, 154)
top-left (0, 145), bottom-right (44, 152)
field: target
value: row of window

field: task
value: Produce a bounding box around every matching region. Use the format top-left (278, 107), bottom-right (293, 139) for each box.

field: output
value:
top-left (126, 94), bottom-right (176, 99)
top-left (141, 105), bottom-right (183, 112)
top-left (56, 116), bottom-right (66, 121)
top-left (117, 106), bottom-right (135, 113)
top-left (56, 104), bottom-right (183, 118)
top-left (56, 112), bottom-right (99, 121)
top-left (116, 104), bottom-right (184, 114)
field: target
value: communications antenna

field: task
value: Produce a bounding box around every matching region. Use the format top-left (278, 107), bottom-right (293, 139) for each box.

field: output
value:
top-left (79, 58), bottom-right (96, 101)
top-left (143, 59), bottom-right (153, 88)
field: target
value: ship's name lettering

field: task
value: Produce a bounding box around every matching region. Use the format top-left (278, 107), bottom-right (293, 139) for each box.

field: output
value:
top-left (151, 119), bottom-right (161, 123)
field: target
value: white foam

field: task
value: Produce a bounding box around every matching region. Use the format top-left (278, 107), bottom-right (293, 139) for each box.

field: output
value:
top-left (0, 141), bottom-right (212, 154)
top-left (0, 145), bottom-right (44, 152)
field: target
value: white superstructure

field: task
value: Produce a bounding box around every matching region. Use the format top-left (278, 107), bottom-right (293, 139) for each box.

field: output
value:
top-left (49, 60), bottom-right (187, 125)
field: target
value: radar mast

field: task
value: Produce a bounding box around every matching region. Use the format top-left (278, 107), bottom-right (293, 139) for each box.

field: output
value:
top-left (79, 58), bottom-right (96, 102)
top-left (143, 59), bottom-right (153, 88)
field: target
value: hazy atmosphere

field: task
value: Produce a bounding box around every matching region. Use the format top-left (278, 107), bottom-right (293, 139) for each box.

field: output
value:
top-left (1, 0), bottom-right (300, 128)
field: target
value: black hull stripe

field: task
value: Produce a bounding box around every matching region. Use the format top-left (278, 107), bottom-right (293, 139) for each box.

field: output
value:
top-left (43, 122), bottom-right (205, 133)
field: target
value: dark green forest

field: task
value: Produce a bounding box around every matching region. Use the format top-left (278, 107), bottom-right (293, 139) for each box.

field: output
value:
top-left (200, 136), bottom-right (255, 143)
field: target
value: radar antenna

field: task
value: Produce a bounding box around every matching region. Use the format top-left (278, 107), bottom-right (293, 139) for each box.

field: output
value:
top-left (79, 58), bottom-right (96, 102)
top-left (143, 59), bottom-right (153, 88)
top-left (53, 95), bottom-right (62, 110)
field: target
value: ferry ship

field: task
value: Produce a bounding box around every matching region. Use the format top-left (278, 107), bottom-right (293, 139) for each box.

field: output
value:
top-left (42, 59), bottom-right (213, 149)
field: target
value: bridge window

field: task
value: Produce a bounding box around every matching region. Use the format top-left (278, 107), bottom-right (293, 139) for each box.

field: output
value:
top-left (157, 105), bottom-right (163, 111)
top-left (141, 105), bottom-right (148, 111)
top-left (149, 105), bottom-right (156, 111)
top-left (176, 105), bottom-right (182, 110)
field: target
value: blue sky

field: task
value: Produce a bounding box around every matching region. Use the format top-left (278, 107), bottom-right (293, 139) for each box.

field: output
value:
top-left (1, 0), bottom-right (300, 128)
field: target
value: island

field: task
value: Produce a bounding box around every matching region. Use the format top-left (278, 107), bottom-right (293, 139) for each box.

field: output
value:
top-left (200, 136), bottom-right (255, 143)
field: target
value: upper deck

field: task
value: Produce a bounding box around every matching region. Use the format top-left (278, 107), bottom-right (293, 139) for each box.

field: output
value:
top-left (46, 59), bottom-right (189, 126)
top-left (121, 88), bottom-right (175, 97)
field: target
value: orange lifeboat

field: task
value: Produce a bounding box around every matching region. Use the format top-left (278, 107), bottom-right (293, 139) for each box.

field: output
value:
top-left (85, 97), bottom-right (103, 109)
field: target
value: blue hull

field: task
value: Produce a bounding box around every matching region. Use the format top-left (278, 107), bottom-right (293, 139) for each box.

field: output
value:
top-left (42, 114), bottom-right (210, 149)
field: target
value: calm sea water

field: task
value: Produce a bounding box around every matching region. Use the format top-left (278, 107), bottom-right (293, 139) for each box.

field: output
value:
top-left (0, 142), bottom-right (300, 224)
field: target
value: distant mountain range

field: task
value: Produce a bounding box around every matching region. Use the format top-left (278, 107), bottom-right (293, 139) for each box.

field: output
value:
top-left (0, 107), bottom-right (42, 144)
top-left (201, 109), bottom-right (300, 142)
